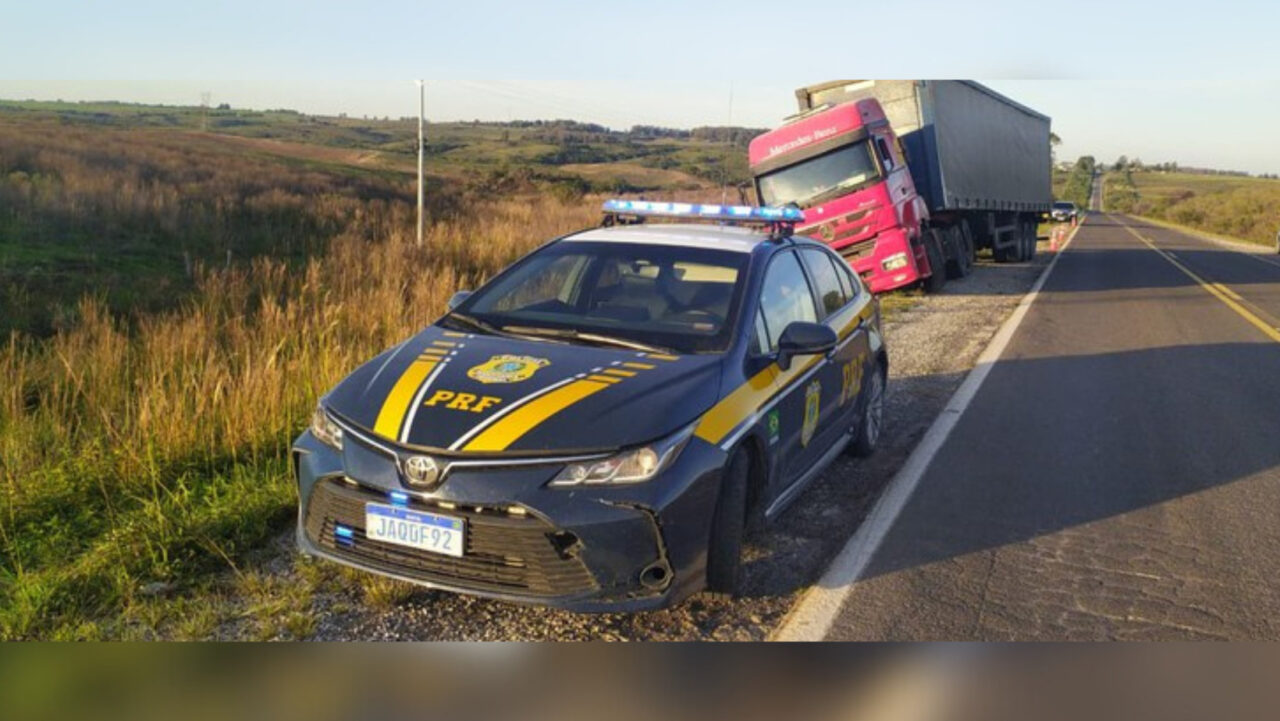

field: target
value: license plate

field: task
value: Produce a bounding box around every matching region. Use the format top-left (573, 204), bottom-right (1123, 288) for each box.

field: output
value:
top-left (364, 503), bottom-right (465, 557)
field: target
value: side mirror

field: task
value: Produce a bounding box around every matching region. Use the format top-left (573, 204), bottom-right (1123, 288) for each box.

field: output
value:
top-left (447, 290), bottom-right (472, 311)
top-left (776, 321), bottom-right (837, 371)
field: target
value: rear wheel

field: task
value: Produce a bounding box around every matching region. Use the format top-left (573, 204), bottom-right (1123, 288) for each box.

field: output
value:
top-left (847, 362), bottom-right (885, 457)
top-left (1023, 219), bottom-right (1038, 261)
top-left (945, 225), bottom-right (974, 279)
top-left (922, 229), bottom-right (948, 293)
top-left (706, 447), bottom-right (750, 596)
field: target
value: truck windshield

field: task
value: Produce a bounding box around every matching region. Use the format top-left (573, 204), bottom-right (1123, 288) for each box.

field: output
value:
top-left (756, 141), bottom-right (880, 208)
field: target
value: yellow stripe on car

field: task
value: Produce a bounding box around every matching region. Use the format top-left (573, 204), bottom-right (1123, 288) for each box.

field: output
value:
top-left (373, 358), bottom-right (440, 439)
top-left (693, 297), bottom-right (873, 446)
top-left (602, 368), bottom-right (636, 377)
top-left (693, 365), bottom-right (780, 444)
top-left (462, 378), bottom-right (612, 452)
top-left (622, 362), bottom-right (656, 370)
top-left (586, 374), bottom-right (621, 384)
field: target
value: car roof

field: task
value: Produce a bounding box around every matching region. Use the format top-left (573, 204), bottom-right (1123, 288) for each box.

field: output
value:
top-left (565, 223), bottom-right (781, 253)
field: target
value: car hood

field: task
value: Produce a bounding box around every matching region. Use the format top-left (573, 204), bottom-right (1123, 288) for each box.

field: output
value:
top-left (324, 326), bottom-right (723, 454)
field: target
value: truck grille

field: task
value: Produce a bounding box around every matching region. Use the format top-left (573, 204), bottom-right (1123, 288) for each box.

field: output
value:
top-left (304, 478), bottom-right (598, 597)
top-left (839, 238), bottom-right (877, 264)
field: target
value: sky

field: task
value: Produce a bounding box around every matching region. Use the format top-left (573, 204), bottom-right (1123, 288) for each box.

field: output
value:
top-left (4, 0), bottom-right (1279, 174)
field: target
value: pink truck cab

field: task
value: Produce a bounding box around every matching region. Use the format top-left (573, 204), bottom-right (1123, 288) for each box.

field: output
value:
top-left (749, 80), bottom-right (1052, 294)
top-left (749, 99), bottom-right (927, 294)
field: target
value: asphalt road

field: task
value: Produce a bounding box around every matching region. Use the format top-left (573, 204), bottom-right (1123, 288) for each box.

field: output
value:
top-left (821, 214), bottom-right (1280, 640)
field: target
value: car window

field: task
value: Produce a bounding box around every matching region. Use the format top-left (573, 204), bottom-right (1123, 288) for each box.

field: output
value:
top-left (799, 248), bottom-right (847, 318)
top-left (458, 241), bottom-right (748, 354)
top-left (490, 254), bottom-right (587, 312)
top-left (750, 309), bottom-right (770, 355)
top-left (757, 251), bottom-right (818, 352)
top-left (828, 250), bottom-right (860, 300)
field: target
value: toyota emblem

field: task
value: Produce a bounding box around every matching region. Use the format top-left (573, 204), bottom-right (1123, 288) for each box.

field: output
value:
top-left (402, 455), bottom-right (441, 487)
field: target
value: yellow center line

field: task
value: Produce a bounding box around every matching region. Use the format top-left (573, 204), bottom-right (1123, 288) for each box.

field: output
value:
top-left (1120, 221), bottom-right (1280, 343)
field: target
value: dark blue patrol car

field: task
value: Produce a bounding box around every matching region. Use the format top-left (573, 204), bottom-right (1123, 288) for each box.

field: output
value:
top-left (294, 201), bottom-right (888, 611)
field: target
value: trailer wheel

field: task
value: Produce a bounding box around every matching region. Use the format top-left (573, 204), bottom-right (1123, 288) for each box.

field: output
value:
top-left (945, 226), bottom-right (973, 279)
top-left (923, 229), bottom-right (948, 293)
top-left (1023, 219), bottom-right (1038, 261)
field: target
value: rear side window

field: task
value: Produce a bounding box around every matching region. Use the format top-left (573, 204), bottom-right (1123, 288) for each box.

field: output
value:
top-left (830, 251), bottom-right (860, 300)
top-left (757, 251), bottom-right (818, 352)
top-left (799, 248), bottom-right (848, 318)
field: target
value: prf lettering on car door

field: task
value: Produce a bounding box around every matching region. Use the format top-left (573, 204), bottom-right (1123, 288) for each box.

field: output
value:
top-left (840, 353), bottom-right (867, 406)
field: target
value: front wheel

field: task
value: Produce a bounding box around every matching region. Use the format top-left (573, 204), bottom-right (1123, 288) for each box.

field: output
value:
top-left (847, 362), bottom-right (885, 457)
top-left (706, 447), bottom-right (750, 596)
top-left (922, 230), bottom-right (948, 293)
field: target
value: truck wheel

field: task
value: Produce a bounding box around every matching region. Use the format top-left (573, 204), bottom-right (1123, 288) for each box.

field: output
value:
top-left (945, 226), bottom-right (973, 279)
top-left (847, 361), bottom-right (885, 457)
top-left (1023, 219), bottom-right (1038, 261)
top-left (923, 230), bottom-right (948, 293)
top-left (706, 446), bottom-right (750, 597)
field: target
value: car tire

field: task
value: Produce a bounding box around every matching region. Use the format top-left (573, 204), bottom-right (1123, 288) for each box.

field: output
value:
top-left (847, 362), bottom-right (885, 458)
top-left (706, 446), bottom-right (750, 597)
top-left (922, 229), bottom-right (947, 293)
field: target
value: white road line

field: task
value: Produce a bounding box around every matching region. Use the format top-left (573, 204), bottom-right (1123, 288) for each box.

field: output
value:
top-left (1134, 215), bottom-right (1280, 269)
top-left (770, 220), bottom-right (1085, 641)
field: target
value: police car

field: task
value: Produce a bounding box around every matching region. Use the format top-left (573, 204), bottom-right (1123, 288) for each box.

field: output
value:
top-left (293, 200), bottom-right (888, 611)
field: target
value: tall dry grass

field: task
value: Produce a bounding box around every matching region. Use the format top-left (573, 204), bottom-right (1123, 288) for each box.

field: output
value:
top-left (0, 187), bottom-right (601, 639)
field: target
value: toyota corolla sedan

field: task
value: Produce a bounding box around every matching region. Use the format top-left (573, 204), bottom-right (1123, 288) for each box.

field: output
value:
top-left (293, 201), bottom-right (888, 611)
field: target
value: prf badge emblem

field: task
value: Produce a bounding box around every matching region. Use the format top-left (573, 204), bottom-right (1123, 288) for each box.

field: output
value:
top-left (467, 355), bottom-right (550, 384)
top-left (801, 380), bottom-right (821, 447)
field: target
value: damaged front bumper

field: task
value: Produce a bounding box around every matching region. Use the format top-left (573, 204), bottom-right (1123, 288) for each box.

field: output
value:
top-left (291, 426), bottom-right (726, 613)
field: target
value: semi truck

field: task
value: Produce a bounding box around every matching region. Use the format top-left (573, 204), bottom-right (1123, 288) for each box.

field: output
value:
top-left (747, 80), bottom-right (1052, 294)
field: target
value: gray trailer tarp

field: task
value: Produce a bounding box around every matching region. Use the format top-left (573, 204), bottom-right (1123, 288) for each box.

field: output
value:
top-left (796, 80), bottom-right (1051, 214)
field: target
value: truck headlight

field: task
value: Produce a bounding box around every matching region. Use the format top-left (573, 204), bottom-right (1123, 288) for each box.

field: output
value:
top-left (310, 404), bottom-right (344, 451)
top-left (549, 423), bottom-right (695, 487)
top-left (882, 252), bottom-right (909, 271)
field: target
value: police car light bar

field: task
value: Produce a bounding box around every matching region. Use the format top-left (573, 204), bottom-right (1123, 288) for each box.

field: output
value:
top-left (602, 199), bottom-right (804, 225)
top-left (600, 199), bottom-right (804, 240)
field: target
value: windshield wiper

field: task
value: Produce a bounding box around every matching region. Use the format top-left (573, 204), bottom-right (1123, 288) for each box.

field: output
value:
top-left (446, 313), bottom-right (549, 343)
top-left (501, 325), bottom-right (675, 354)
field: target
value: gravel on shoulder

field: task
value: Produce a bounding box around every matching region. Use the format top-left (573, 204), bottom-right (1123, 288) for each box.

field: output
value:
top-left (213, 243), bottom-right (1058, 641)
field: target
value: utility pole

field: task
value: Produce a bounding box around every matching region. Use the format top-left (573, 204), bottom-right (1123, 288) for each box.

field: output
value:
top-left (200, 91), bottom-right (211, 131)
top-left (416, 80), bottom-right (425, 247)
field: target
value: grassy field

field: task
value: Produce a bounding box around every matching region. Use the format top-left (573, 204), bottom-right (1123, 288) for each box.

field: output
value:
top-left (0, 100), bottom-right (778, 638)
top-left (1104, 170), bottom-right (1280, 246)
top-left (0, 99), bottom-right (755, 190)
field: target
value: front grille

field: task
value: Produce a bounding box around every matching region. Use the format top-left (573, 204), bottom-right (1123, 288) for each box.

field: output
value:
top-left (839, 238), bottom-right (877, 265)
top-left (305, 478), bottom-right (598, 597)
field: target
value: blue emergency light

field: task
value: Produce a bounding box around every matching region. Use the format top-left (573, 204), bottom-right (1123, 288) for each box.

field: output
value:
top-left (601, 199), bottom-right (804, 224)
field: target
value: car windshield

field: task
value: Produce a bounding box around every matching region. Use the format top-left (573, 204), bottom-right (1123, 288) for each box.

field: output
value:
top-left (1054, 202), bottom-right (1074, 210)
top-left (447, 241), bottom-right (749, 354)
top-left (756, 140), bottom-right (881, 208)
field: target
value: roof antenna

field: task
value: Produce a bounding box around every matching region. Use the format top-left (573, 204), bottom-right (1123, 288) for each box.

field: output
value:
top-left (720, 81), bottom-right (734, 206)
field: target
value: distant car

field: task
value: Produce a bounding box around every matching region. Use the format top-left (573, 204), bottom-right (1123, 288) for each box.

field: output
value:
top-left (1050, 201), bottom-right (1078, 222)
top-left (293, 200), bottom-right (889, 611)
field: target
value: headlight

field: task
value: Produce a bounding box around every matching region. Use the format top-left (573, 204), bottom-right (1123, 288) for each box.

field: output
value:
top-left (881, 252), bottom-right (909, 271)
top-left (310, 403), bottom-right (344, 451)
top-left (549, 423), bottom-right (695, 487)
